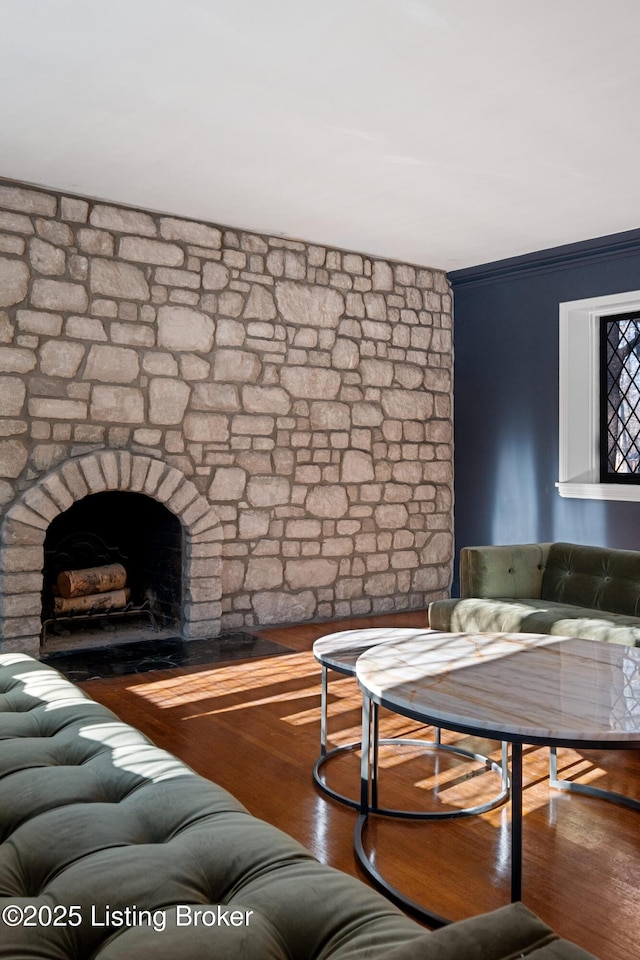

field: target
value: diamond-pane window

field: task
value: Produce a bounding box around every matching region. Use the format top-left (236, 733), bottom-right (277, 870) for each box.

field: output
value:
top-left (600, 311), bottom-right (640, 482)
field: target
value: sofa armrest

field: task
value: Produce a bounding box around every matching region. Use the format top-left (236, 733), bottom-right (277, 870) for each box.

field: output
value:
top-left (461, 543), bottom-right (551, 599)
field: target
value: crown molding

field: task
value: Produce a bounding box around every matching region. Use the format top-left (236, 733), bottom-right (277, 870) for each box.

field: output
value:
top-left (448, 228), bottom-right (640, 289)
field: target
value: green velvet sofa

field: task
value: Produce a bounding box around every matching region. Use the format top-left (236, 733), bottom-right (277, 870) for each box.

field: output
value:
top-left (0, 652), bottom-right (598, 959)
top-left (429, 541), bottom-right (640, 644)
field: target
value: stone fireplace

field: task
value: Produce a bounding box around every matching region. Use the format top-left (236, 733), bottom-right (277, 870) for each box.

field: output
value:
top-left (0, 178), bottom-right (454, 657)
top-left (1, 451), bottom-right (221, 656)
top-left (42, 488), bottom-right (183, 643)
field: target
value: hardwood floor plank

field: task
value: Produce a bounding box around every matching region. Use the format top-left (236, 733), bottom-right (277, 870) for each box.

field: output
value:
top-left (80, 612), bottom-right (640, 960)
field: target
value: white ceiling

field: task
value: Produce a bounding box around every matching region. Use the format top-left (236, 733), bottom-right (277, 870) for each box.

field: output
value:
top-left (2, 0), bottom-right (640, 270)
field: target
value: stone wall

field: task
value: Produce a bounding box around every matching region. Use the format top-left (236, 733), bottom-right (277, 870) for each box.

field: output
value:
top-left (0, 177), bottom-right (453, 652)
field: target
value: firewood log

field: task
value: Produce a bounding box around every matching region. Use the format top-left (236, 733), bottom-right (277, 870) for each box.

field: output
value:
top-left (53, 588), bottom-right (130, 615)
top-left (57, 563), bottom-right (127, 599)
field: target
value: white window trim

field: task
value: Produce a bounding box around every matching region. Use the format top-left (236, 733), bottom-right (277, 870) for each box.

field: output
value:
top-left (558, 288), bottom-right (640, 501)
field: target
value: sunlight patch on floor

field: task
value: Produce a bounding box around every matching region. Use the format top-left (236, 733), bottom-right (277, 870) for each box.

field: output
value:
top-left (127, 653), bottom-right (314, 708)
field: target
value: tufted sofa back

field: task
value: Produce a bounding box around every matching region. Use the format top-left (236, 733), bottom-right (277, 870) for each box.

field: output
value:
top-left (542, 542), bottom-right (640, 617)
top-left (0, 653), bottom-right (430, 959)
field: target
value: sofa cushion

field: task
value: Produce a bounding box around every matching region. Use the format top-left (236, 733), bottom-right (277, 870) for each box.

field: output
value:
top-left (542, 542), bottom-right (640, 618)
top-left (428, 596), bottom-right (640, 645)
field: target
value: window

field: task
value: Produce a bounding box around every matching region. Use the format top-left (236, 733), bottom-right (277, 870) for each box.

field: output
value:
top-left (558, 289), bottom-right (640, 501)
top-left (600, 311), bottom-right (640, 482)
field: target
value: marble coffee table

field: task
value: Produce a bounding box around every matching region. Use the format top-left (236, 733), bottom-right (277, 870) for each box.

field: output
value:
top-left (354, 630), bottom-right (640, 926)
top-left (313, 627), bottom-right (508, 812)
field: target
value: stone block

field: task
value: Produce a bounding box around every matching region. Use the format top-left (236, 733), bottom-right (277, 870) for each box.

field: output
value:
top-left (0, 545), bottom-right (44, 572)
top-left (0, 439), bottom-right (28, 478)
top-left (29, 238), bottom-right (65, 276)
top-left (212, 349), bottom-right (261, 383)
top-left (118, 236), bottom-right (184, 267)
top-left (371, 261), bottom-right (393, 290)
top-left (157, 305), bottom-right (215, 352)
top-left (155, 267), bottom-right (200, 289)
top-left (342, 450), bottom-right (375, 482)
top-left (246, 476), bottom-right (290, 507)
top-left (424, 368), bottom-right (451, 393)
top-left (374, 503), bottom-right (409, 529)
top-left (0, 377), bottom-right (26, 417)
top-left (202, 261), bottom-right (230, 290)
top-left (142, 351), bottom-right (179, 376)
top-left (244, 285), bottom-right (276, 320)
top-left (183, 601), bottom-right (223, 623)
top-left (0, 184), bottom-right (56, 216)
top-left (0, 346), bottom-right (35, 374)
top-left (360, 359), bottom-right (393, 387)
top-left (0, 312), bottom-right (13, 343)
top-left (394, 363), bottom-right (423, 390)
top-left (0, 258), bottom-right (29, 307)
top-left (305, 486), bottom-right (348, 518)
top-left (77, 455), bottom-right (108, 494)
top-left (160, 217), bottom-right (221, 248)
top-left (84, 345), bottom-right (140, 383)
top-left (31, 279), bottom-right (88, 313)
top-left (0, 419), bottom-right (27, 436)
top-left (77, 228), bottom-right (115, 256)
top-left (364, 572), bottom-right (396, 596)
top-left (0, 235), bottom-right (25, 255)
top-left (0, 212), bottom-right (33, 234)
top-left (90, 204), bottom-right (156, 236)
top-left (363, 294), bottom-right (387, 321)
top-left (192, 382), bottom-right (239, 412)
top-left (182, 617), bottom-right (222, 639)
top-left (218, 291), bottom-right (244, 317)
top-left (209, 467), bottom-right (247, 503)
top-left (331, 338), bottom-right (359, 370)
top-left (238, 510), bottom-right (271, 539)
top-left (149, 378), bottom-right (191, 424)
top-left (280, 367), bottom-right (340, 399)
top-left (231, 415), bottom-right (274, 435)
top-left (381, 389), bottom-right (433, 420)
top-left (309, 401), bottom-right (350, 430)
top-left (352, 402), bottom-right (383, 427)
top-left (90, 386), bottom-right (144, 423)
top-left (167, 480), bottom-right (204, 516)
top-left (60, 196), bottom-right (89, 222)
top-left (40, 474), bottom-right (73, 513)
top-left (242, 385), bottom-right (291, 415)
top-left (178, 355), bottom-right (210, 381)
top-left (245, 558), bottom-right (283, 591)
top-left (65, 316), bottom-right (107, 340)
top-left (275, 281), bottom-right (344, 327)
top-left (184, 413), bottom-right (229, 442)
top-left (90, 259), bottom-right (150, 300)
top-left (252, 589), bottom-right (316, 624)
top-left (285, 558), bottom-right (337, 589)
top-left (110, 322), bottom-right (155, 347)
top-left (285, 519), bottom-right (322, 539)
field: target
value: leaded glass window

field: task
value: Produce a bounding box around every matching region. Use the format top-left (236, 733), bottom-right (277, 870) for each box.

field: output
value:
top-left (600, 311), bottom-right (640, 481)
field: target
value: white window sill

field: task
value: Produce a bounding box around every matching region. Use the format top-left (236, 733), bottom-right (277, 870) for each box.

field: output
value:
top-left (556, 481), bottom-right (640, 501)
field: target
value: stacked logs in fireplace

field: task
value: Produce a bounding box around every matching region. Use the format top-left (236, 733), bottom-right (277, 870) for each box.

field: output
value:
top-left (53, 563), bottom-right (130, 616)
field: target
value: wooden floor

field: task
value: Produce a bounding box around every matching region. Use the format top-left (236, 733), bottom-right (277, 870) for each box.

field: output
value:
top-left (81, 611), bottom-right (640, 960)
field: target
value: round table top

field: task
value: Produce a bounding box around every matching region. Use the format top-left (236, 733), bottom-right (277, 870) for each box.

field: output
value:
top-left (313, 627), bottom-right (434, 676)
top-left (355, 631), bottom-right (640, 747)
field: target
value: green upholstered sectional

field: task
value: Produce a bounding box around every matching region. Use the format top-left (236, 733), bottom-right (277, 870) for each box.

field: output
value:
top-left (0, 652), bottom-right (599, 959)
top-left (429, 542), bottom-right (640, 645)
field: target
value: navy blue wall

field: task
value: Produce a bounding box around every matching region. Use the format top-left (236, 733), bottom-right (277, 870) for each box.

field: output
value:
top-left (449, 229), bottom-right (640, 593)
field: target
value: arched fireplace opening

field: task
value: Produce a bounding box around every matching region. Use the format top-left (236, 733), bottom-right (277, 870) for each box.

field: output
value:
top-left (42, 491), bottom-right (183, 650)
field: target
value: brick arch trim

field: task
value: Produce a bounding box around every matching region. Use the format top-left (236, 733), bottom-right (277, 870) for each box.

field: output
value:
top-left (0, 451), bottom-right (222, 656)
